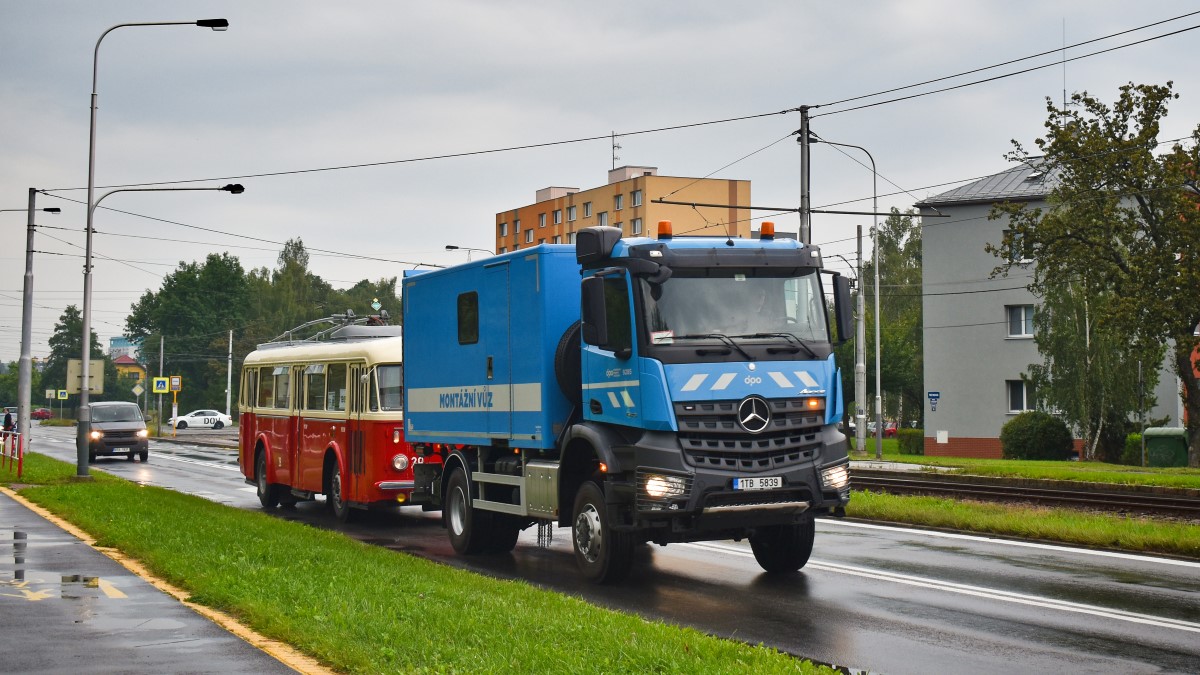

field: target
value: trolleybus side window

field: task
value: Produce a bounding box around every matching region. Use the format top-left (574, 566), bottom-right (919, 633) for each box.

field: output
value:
top-left (272, 366), bottom-right (290, 409)
top-left (304, 364), bottom-right (326, 411)
top-left (258, 367), bottom-right (275, 407)
top-left (327, 363), bottom-right (347, 411)
top-left (243, 369), bottom-right (257, 408)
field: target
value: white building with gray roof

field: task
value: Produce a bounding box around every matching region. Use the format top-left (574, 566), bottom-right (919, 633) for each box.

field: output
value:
top-left (916, 162), bottom-right (1180, 457)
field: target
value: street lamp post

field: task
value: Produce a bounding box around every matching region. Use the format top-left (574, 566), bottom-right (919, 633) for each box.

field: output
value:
top-left (811, 136), bottom-right (882, 460)
top-left (1, 199), bottom-right (60, 446)
top-left (77, 18), bottom-right (229, 478)
top-left (445, 244), bottom-right (493, 261)
top-left (76, 185), bottom-right (242, 477)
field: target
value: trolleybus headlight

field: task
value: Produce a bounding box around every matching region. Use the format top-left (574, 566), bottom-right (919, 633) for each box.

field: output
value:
top-left (136, 429), bottom-right (149, 439)
top-left (820, 462), bottom-right (850, 491)
top-left (392, 453), bottom-right (409, 471)
top-left (643, 473), bottom-right (687, 499)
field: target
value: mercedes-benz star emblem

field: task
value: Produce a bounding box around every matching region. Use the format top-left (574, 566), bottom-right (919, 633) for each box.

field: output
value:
top-left (738, 396), bottom-right (771, 434)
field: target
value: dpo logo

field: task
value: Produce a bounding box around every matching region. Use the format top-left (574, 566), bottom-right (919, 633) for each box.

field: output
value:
top-left (744, 376), bottom-right (762, 385)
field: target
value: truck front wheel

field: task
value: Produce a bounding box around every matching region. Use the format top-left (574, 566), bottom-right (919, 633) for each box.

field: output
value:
top-left (446, 468), bottom-right (491, 554)
top-left (749, 516), bottom-right (815, 573)
top-left (571, 481), bottom-right (633, 583)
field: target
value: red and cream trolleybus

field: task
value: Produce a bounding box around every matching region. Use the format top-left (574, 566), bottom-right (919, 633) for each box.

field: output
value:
top-left (239, 321), bottom-right (436, 521)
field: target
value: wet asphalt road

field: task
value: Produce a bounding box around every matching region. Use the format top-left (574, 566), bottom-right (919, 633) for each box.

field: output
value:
top-left (24, 426), bottom-right (1200, 674)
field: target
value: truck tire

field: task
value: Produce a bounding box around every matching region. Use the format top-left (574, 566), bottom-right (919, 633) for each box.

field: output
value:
top-left (486, 514), bottom-right (522, 553)
top-left (571, 481), bottom-right (633, 583)
top-left (446, 468), bottom-right (491, 554)
top-left (554, 321), bottom-right (582, 407)
top-left (256, 452), bottom-right (279, 509)
top-left (749, 517), bottom-right (815, 573)
top-left (326, 461), bottom-right (352, 523)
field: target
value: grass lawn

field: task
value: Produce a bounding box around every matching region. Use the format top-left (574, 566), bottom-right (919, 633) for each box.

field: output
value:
top-left (845, 489), bottom-right (1200, 558)
top-left (850, 441), bottom-right (1200, 490)
top-left (5, 452), bottom-right (832, 674)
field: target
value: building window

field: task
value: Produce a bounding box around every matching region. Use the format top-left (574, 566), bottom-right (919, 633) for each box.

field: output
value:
top-left (632, 190), bottom-right (642, 207)
top-left (567, 205), bottom-right (577, 221)
top-left (568, 232), bottom-right (576, 244)
top-left (525, 229), bottom-right (533, 243)
top-left (539, 213), bottom-right (546, 228)
top-left (499, 247), bottom-right (507, 253)
top-left (498, 222), bottom-right (508, 237)
top-left (1004, 229), bottom-right (1031, 263)
top-left (553, 209), bottom-right (562, 224)
top-left (1006, 305), bottom-right (1034, 337)
top-left (631, 218), bottom-right (642, 235)
top-left (514, 218), bottom-right (521, 234)
top-left (583, 202), bottom-right (592, 218)
top-left (553, 235), bottom-right (561, 244)
top-left (614, 194), bottom-right (624, 211)
top-left (598, 211), bottom-right (608, 227)
top-left (614, 221), bottom-right (623, 233)
top-left (1007, 380), bottom-right (1033, 412)
top-left (538, 238), bottom-right (546, 244)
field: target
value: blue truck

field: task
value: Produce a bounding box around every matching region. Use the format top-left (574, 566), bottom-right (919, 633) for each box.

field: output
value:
top-left (402, 222), bottom-right (853, 582)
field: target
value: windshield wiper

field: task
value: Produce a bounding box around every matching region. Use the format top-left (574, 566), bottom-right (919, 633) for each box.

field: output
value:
top-left (674, 333), bottom-right (755, 361)
top-left (734, 333), bottom-right (819, 358)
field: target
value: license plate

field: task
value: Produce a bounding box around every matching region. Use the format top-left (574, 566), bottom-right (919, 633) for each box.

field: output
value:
top-left (732, 476), bottom-right (782, 491)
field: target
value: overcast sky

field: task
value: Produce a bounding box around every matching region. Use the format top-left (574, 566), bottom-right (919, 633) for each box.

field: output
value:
top-left (2, 1), bottom-right (1198, 368)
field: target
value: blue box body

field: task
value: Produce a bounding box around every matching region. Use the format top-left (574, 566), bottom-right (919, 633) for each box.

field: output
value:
top-left (403, 246), bottom-right (579, 448)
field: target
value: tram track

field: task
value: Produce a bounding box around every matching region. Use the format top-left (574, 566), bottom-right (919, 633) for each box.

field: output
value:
top-left (850, 470), bottom-right (1200, 519)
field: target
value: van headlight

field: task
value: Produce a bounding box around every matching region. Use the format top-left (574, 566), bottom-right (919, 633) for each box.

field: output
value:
top-left (89, 430), bottom-right (103, 440)
top-left (136, 429), bottom-right (149, 438)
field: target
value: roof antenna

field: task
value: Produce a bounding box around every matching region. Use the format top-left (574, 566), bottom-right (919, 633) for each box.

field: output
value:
top-left (611, 131), bottom-right (621, 171)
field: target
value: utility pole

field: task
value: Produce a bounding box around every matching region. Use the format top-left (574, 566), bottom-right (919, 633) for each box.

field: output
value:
top-left (798, 106), bottom-right (811, 245)
top-left (855, 225), bottom-right (867, 454)
top-left (226, 329), bottom-right (233, 417)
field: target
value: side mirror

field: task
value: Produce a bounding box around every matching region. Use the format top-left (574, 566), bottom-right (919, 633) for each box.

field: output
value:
top-left (832, 274), bottom-right (852, 346)
top-left (581, 276), bottom-right (608, 346)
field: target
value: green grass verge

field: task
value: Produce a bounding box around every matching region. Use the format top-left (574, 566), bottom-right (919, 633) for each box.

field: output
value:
top-left (850, 446), bottom-right (1200, 489)
top-left (845, 489), bottom-right (1200, 557)
top-left (7, 453), bottom-right (831, 674)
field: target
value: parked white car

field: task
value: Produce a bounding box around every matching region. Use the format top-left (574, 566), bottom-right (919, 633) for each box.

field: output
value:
top-left (167, 409), bottom-right (232, 430)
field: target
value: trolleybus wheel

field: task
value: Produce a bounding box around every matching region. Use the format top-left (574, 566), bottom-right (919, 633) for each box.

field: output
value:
top-left (256, 451), bottom-right (279, 509)
top-left (749, 516), bottom-right (815, 573)
top-left (326, 461), bottom-right (352, 523)
top-left (572, 481), bottom-right (633, 583)
top-left (446, 468), bottom-right (490, 554)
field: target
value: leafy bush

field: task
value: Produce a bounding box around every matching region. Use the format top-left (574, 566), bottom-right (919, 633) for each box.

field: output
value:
top-left (1121, 433), bottom-right (1143, 466)
top-left (897, 428), bottom-right (924, 455)
top-left (1000, 411), bottom-right (1074, 460)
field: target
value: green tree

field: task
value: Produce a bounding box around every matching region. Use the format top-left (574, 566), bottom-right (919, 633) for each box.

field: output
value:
top-left (42, 305), bottom-right (103, 400)
top-left (1022, 277), bottom-right (1163, 461)
top-left (125, 253), bottom-right (250, 411)
top-left (991, 82), bottom-right (1200, 467)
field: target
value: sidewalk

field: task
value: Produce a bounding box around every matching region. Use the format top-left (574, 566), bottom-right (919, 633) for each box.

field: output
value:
top-left (0, 488), bottom-right (301, 674)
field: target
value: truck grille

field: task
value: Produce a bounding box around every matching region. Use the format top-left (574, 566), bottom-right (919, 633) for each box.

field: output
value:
top-left (674, 398), bottom-right (823, 472)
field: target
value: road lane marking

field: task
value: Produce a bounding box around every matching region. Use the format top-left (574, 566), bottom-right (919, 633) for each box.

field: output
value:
top-left (819, 519), bottom-right (1200, 569)
top-left (686, 541), bottom-right (1200, 634)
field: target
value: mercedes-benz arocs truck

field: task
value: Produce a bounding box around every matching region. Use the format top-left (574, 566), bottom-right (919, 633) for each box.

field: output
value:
top-left (402, 221), bottom-right (852, 582)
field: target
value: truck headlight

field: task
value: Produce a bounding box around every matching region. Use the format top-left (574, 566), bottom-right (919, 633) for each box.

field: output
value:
top-left (136, 429), bottom-right (149, 439)
top-left (89, 430), bottom-right (103, 440)
top-left (820, 462), bottom-right (850, 491)
top-left (392, 453), bottom-right (409, 471)
top-left (643, 473), bottom-right (688, 499)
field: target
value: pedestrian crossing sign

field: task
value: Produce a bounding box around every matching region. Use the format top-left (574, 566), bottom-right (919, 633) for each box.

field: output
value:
top-left (151, 377), bottom-right (169, 394)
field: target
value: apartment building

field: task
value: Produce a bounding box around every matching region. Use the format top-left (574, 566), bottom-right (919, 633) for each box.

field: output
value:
top-left (494, 166), bottom-right (751, 252)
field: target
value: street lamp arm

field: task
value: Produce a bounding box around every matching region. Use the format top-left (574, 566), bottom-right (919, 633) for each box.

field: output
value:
top-left (91, 184), bottom-right (244, 211)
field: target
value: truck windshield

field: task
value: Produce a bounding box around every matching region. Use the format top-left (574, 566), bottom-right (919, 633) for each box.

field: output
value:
top-left (641, 269), bottom-right (829, 345)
